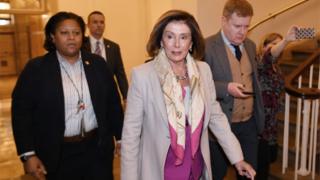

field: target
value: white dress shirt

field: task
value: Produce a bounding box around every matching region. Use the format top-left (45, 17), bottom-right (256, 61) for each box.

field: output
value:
top-left (89, 35), bottom-right (107, 61)
top-left (57, 51), bottom-right (98, 137)
top-left (221, 30), bottom-right (244, 57)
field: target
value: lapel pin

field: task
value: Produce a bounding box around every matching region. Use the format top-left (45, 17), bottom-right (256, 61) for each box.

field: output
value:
top-left (107, 45), bottom-right (110, 48)
top-left (85, 60), bottom-right (90, 65)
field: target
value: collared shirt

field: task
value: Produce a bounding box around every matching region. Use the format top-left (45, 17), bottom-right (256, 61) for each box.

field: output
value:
top-left (57, 51), bottom-right (98, 137)
top-left (89, 35), bottom-right (107, 61)
top-left (220, 30), bottom-right (244, 57)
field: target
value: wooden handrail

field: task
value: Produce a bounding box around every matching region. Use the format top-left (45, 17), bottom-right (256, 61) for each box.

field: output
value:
top-left (249, 0), bottom-right (309, 32)
top-left (285, 49), bottom-right (320, 99)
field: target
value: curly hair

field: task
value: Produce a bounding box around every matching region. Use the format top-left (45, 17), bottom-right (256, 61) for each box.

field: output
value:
top-left (44, 11), bottom-right (86, 52)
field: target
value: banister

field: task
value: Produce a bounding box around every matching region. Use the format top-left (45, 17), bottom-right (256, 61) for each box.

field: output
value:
top-left (285, 49), bottom-right (320, 99)
top-left (249, 0), bottom-right (309, 32)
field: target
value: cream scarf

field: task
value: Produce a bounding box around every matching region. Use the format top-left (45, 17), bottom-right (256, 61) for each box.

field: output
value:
top-left (154, 49), bottom-right (205, 165)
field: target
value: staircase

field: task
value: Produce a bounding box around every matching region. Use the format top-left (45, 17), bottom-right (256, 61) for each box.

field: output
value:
top-left (279, 37), bottom-right (320, 76)
top-left (269, 34), bottom-right (320, 179)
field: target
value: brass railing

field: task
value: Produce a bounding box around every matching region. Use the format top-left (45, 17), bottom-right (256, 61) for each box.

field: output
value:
top-left (249, 0), bottom-right (309, 31)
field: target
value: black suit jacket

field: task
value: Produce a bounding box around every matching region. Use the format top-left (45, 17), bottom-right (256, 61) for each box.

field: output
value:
top-left (82, 37), bottom-right (128, 100)
top-left (11, 51), bottom-right (124, 172)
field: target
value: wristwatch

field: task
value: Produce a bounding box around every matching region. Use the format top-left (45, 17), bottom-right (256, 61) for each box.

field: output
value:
top-left (20, 154), bottom-right (35, 162)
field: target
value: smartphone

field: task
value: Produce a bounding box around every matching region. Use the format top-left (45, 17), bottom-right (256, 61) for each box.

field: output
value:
top-left (242, 91), bottom-right (255, 95)
top-left (295, 27), bottom-right (316, 39)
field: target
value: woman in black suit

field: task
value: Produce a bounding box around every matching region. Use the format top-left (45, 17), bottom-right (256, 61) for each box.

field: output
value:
top-left (11, 11), bottom-right (123, 180)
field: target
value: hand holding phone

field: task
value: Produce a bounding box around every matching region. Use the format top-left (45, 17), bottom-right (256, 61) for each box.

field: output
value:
top-left (242, 91), bottom-right (255, 95)
top-left (295, 27), bottom-right (316, 39)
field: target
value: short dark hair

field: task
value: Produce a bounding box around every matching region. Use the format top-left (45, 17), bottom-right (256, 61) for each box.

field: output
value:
top-left (87, 11), bottom-right (105, 23)
top-left (44, 11), bottom-right (86, 52)
top-left (223, 0), bottom-right (253, 19)
top-left (146, 9), bottom-right (205, 60)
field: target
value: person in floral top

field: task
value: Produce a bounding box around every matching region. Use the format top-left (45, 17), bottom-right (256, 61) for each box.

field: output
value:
top-left (256, 26), bottom-right (297, 180)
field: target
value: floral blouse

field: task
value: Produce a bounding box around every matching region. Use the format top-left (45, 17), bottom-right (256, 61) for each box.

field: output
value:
top-left (257, 49), bottom-right (285, 145)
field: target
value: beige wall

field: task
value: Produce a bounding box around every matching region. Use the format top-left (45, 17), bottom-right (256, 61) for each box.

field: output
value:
top-left (249, 0), bottom-right (320, 45)
top-left (50, 0), bottom-right (319, 80)
top-left (53, 0), bottom-right (148, 78)
top-left (196, 0), bottom-right (320, 44)
top-left (197, 0), bottom-right (225, 37)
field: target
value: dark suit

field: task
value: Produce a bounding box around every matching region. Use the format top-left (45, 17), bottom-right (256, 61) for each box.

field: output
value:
top-left (204, 32), bottom-right (265, 180)
top-left (11, 51), bottom-right (123, 178)
top-left (82, 37), bottom-right (128, 100)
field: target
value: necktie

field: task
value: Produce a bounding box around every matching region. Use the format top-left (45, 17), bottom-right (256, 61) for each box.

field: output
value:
top-left (231, 44), bottom-right (242, 61)
top-left (95, 41), bottom-right (102, 56)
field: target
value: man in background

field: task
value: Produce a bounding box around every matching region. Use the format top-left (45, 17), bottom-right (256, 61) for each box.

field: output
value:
top-left (83, 11), bottom-right (128, 104)
top-left (204, 0), bottom-right (265, 179)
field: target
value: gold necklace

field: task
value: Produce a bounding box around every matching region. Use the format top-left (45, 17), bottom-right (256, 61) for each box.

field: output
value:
top-left (175, 71), bottom-right (188, 81)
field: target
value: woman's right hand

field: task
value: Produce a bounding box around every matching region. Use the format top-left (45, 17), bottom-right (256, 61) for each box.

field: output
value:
top-left (235, 160), bottom-right (256, 180)
top-left (24, 155), bottom-right (47, 180)
top-left (285, 25), bottom-right (298, 42)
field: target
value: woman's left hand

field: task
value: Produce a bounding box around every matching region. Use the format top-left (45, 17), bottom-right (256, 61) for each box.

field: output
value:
top-left (234, 160), bottom-right (256, 180)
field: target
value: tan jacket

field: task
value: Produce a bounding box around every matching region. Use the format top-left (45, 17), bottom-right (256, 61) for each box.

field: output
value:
top-left (121, 60), bottom-right (243, 180)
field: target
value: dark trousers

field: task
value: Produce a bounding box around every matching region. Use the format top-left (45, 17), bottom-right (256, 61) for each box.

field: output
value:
top-left (256, 139), bottom-right (278, 180)
top-left (47, 135), bottom-right (114, 180)
top-left (210, 117), bottom-right (258, 180)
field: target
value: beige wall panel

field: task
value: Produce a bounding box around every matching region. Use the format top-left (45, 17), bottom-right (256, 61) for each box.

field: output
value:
top-left (0, 33), bottom-right (17, 75)
top-left (249, 0), bottom-right (320, 44)
top-left (196, 0), bottom-right (320, 44)
top-left (49, 0), bottom-right (319, 81)
top-left (197, 0), bottom-right (226, 37)
top-left (55, 0), bottom-right (148, 80)
top-left (145, 0), bottom-right (172, 34)
top-left (29, 31), bottom-right (45, 58)
top-left (17, 54), bottom-right (30, 72)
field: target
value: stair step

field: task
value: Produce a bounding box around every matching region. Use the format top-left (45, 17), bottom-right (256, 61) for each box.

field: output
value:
top-left (278, 58), bottom-right (318, 69)
top-left (277, 111), bottom-right (320, 161)
top-left (277, 122), bottom-right (296, 153)
top-left (277, 107), bottom-right (320, 128)
top-left (279, 60), bottom-right (303, 75)
top-left (274, 130), bottom-right (320, 178)
top-left (269, 156), bottom-right (320, 180)
top-left (268, 34), bottom-right (320, 180)
top-left (291, 50), bottom-right (315, 61)
top-left (278, 48), bottom-right (319, 75)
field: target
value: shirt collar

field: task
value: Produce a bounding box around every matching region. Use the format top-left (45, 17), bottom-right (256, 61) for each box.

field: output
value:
top-left (89, 35), bottom-right (103, 46)
top-left (220, 30), bottom-right (244, 51)
top-left (56, 50), bottom-right (82, 66)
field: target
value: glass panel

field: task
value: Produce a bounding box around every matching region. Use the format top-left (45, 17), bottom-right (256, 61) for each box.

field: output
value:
top-left (0, 0), bottom-right (46, 15)
top-left (0, 2), bottom-right (11, 26)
